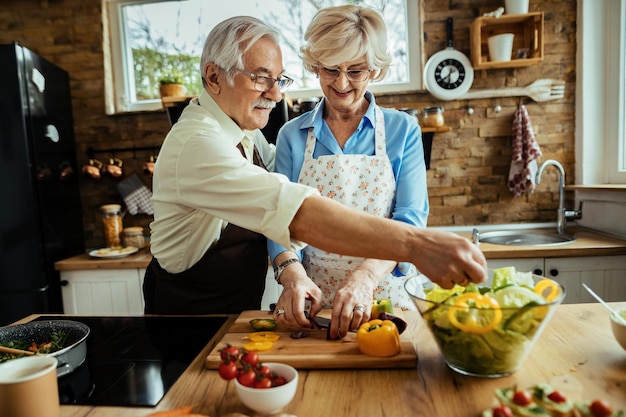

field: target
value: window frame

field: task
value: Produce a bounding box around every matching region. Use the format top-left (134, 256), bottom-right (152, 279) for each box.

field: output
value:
top-left (103, 0), bottom-right (425, 115)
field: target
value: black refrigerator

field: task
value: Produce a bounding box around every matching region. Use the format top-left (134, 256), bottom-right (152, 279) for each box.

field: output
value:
top-left (0, 42), bottom-right (85, 326)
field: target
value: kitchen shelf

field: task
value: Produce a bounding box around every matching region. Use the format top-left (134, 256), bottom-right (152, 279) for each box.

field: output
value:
top-left (470, 12), bottom-right (544, 70)
top-left (421, 126), bottom-right (451, 170)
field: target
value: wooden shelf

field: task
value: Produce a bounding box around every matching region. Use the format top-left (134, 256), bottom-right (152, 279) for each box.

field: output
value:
top-left (421, 126), bottom-right (452, 133)
top-left (470, 12), bottom-right (543, 70)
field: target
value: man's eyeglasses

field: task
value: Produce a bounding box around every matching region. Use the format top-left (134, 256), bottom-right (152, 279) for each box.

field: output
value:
top-left (232, 68), bottom-right (293, 93)
top-left (317, 66), bottom-right (372, 82)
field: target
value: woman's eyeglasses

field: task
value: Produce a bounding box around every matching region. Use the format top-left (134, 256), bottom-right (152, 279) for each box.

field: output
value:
top-left (232, 68), bottom-right (294, 93)
top-left (317, 66), bottom-right (372, 82)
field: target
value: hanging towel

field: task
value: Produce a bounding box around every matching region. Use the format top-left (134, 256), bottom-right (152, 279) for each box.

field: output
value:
top-left (117, 173), bottom-right (154, 215)
top-left (508, 104), bottom-right (542, 197)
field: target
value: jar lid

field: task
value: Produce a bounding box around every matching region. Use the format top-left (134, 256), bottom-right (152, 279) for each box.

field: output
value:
top-left (124, 227), bottom-right (144, 234)
top-left (423, 106), bottom-right (444, 114)
top-left (101, 204), bottom-right (122, 213)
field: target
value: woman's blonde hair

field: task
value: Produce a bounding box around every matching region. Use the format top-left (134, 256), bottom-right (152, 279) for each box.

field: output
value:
top-left (300, 5), bottom-right (391, 82)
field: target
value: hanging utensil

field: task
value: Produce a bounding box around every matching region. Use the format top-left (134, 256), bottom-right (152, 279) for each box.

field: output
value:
top-left (459, 78), bottom-right (565, 102)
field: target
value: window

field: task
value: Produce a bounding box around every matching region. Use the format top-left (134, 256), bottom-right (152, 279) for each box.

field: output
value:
top-left (103, 0), bottom-right (423, 114)
top-left (577, 0), bottom-right (626, 184)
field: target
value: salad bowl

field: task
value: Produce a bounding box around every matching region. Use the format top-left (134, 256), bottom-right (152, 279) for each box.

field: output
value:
top-left (405, 267), bottom-right (566, 378)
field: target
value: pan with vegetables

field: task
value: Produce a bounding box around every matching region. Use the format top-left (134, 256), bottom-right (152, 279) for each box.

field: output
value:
top-left (0, 320), bottom-right (90, 377)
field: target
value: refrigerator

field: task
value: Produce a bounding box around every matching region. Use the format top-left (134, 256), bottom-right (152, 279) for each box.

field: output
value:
top-left (0, 42), bottom-right (85, 326)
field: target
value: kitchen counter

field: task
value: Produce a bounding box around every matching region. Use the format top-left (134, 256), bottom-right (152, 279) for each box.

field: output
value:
top-left (54, 227), bottom-right (626, 271)
top-left (20, 303), bottom-right (626, 416)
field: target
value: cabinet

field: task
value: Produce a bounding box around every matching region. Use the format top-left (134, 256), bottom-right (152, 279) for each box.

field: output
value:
top-left (60, 268), bottom-right (145, 315)
top-left (488, 256), bottom-right (626, 304)
top-left (470, 12), bottom-right (543, 70)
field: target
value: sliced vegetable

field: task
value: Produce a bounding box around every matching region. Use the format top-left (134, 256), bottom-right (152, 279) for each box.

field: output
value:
top-left (248, 332), bottom-right (280, 342)
top-left (377, 312), bottom-right (408, 334)
top-left (249, 318), bottom-right (277, 331)
top-left (371, 299), bottom-right (394, 319)
top-left (356, 319), bottom-right (401, 357)
top-left (534, 279), bottom-right (561, 302)
top-left (242, 341), bottom-right (274, 352)
top-left (448, 293), bottom-right (503, 334)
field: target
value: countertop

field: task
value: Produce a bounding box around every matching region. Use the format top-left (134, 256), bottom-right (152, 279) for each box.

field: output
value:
top-left (20, 303), bottom-right (625, 416)
top-left (55, 227), bottom-right (626, 271)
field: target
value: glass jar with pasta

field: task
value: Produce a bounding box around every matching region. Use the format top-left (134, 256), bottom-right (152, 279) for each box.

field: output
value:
top-left (101, 204), bottom-right (123, 248)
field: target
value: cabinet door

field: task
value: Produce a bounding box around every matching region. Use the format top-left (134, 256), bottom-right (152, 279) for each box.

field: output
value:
top-left (60, 269), bottom-right (144, 315)
top-left (545, 256), bottom-right (626, 303)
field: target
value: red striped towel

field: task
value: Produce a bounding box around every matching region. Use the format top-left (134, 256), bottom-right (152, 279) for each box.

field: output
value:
top-left (508, 105), bottom-right (542, 197)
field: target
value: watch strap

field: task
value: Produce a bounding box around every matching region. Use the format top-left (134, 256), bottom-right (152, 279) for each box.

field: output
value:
top-left (273, 258), bottom-right (299, 284)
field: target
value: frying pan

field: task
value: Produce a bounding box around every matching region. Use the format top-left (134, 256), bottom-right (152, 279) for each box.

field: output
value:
top-left (0, 320), bottom-right (90, 377)
top-left (423, 17), bottom-right (474, 100)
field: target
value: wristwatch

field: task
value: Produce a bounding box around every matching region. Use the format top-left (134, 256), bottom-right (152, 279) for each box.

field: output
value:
top-left (273, 258), bottom-right (299, 284)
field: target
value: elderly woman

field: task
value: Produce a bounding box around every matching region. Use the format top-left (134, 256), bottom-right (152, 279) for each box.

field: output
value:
top-left (268, 4), bottom-right (428, 338)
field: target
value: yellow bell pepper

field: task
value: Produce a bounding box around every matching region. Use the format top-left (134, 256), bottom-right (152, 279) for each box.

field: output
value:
top-left (448, 293), bottom-right (503, 334)
top-left (371, 299), bottom-right (394, 319)
top-left (356, 319), bottom-right (401, 357)
top-left (534, 279), bottom-right (561, 302)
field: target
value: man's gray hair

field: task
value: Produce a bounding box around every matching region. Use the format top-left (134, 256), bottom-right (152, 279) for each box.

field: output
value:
top-left (200, 16), bottom-right (280, 87)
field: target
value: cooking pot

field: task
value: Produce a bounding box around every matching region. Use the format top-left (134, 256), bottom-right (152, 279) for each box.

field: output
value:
top-left (0, 320), bottom-right (90, 377)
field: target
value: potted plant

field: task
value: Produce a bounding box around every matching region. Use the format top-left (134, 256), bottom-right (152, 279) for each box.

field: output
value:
top-left (158, 73), bottom-right (186, 98)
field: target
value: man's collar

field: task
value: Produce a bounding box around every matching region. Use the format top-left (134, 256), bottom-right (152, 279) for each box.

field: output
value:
top-left (197, 90), bottom-right (246, 146)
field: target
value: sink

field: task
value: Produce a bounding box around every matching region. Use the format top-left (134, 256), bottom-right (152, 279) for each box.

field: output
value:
top-left (476, 230), bottom-right (576, 246)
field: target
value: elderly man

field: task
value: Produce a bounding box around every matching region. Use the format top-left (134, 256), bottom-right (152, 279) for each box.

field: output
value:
top-left (144, 16), bottom-right (487, 337)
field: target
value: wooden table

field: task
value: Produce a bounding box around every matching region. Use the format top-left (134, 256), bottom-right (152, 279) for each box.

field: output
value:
top-left (48, 303), bottom-right (626, 416)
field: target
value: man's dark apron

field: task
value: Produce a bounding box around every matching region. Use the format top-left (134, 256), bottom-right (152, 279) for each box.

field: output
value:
top-left (143, 143), bottom-right (269, 314)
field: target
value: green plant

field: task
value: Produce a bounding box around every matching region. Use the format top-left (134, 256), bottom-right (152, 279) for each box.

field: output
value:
top-left (158, 73), bottom-right (184, 85)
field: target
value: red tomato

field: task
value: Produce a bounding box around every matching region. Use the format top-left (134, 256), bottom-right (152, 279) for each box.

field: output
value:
top-left (237, 368), bottom-right (257, 387)
top-left (241, 351), bottom-right (260, 367)
top-left (256, 364), bottom-right (271, 377)
top-left (219, 345), bottom-right (240, 361)
top-left (512, 390), bottom-right (533, 406)
top-left (217, 361), bottom-right (238, 380)
top-left (589, 399), bottom-right (613, 417)
top-left (492, 405), bottom-right (514, 417)
top-left (271, 375), bottom-right (288, 387)
top-left (547, 390), bottom-right (567, 403)
top-left (253, 377), bottom-right (273, 389)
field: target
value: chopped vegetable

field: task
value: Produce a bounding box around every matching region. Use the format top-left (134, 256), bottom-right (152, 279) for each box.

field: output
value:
top-left (371, 299), bottom-right (394, 319)
top-left (248, 332), bottom-right (280, 342)
top-left (356, 319), bottom-right (401, 357)
top-left (249, 318), bottom-right (277, 331)
top-left (448, 293), bottom-right (502, 334)
top-left (377, 312), bottom-right (408, 334)
top-left (242, 341), bottom-right (274, 351)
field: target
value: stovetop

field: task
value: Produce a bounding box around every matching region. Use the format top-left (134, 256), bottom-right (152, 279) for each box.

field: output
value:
top-left (35, 315), bottom-right (229, 407)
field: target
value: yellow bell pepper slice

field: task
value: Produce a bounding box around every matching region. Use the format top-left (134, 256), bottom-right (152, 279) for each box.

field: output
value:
top-left (534, 279), bottom-right (561, 302)
top-left (248, 332), bottom-right (281, 342)
top-left (448, 293), bottom-right (503, 334)
top-left (242, 341), bottom-right (274, 351)
top-left (356, 319), bottom-right (401, 357)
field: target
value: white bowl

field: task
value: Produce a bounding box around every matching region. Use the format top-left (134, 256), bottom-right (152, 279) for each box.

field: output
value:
top-left (610, 308), bottom-right (626, 351)
top-left (234, 362), bottom-right (298, 415)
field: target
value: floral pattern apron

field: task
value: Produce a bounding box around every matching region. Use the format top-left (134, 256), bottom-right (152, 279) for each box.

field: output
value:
top-left (299, 107), bottom-right (415, 310)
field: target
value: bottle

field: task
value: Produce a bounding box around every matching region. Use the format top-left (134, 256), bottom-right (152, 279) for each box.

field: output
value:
top-left (101, 204), bottom-right (123, 248)
top-left (421, 107), bottom-right (445, 127)
top-left (123, 227), bottom-right (145, 249)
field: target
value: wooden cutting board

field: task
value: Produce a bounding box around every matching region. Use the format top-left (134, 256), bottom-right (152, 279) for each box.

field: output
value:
top-left (205, 310), bottom-right (417, 369)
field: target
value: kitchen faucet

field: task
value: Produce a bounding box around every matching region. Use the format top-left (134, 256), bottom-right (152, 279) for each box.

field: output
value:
top-left (535, 159), bottom-right (582, 235)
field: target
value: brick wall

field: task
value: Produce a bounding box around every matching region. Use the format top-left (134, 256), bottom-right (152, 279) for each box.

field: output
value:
top-left (0, 0), bottom-right (576, 249)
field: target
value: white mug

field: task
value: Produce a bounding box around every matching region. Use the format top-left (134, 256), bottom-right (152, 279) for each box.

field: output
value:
top-left (0, 356), bottom-right (60, 417)
top-left (488, 33), bottom-right (515, 62)
top-left (505, 0), bottom-right (529, 14)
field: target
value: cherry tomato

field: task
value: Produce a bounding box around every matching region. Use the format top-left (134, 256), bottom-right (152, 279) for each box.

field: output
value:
top-left (271, 375), bottom-right (288, 387)
top-left (219, 344), bottom-right (240, 361)
top-left (217, 361), bottom-right (238, 380)
top-left (256, 364), bottom-right (271, 377)
top-left (491, 405), bottom-right (514, 417)
top-left (237, 368), bottom-right (257, 387)
top-left (589, 399), bottom-right (613, 417)
top-left (253, 376), bottom-right (273, 389)
top-left (512, 390), bottom-right (533, 406)
top-left (241, 350), bottom-right (260, 367)
top-left (547, 390), bottom-right (567, 403)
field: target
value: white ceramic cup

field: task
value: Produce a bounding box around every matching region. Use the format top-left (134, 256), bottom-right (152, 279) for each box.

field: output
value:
top-left (488, 33), bottom-right (515, 62)
top-left (505, 0), bottom-right (529, 14)
top-left (0, 356), bottom-right (60, 417)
